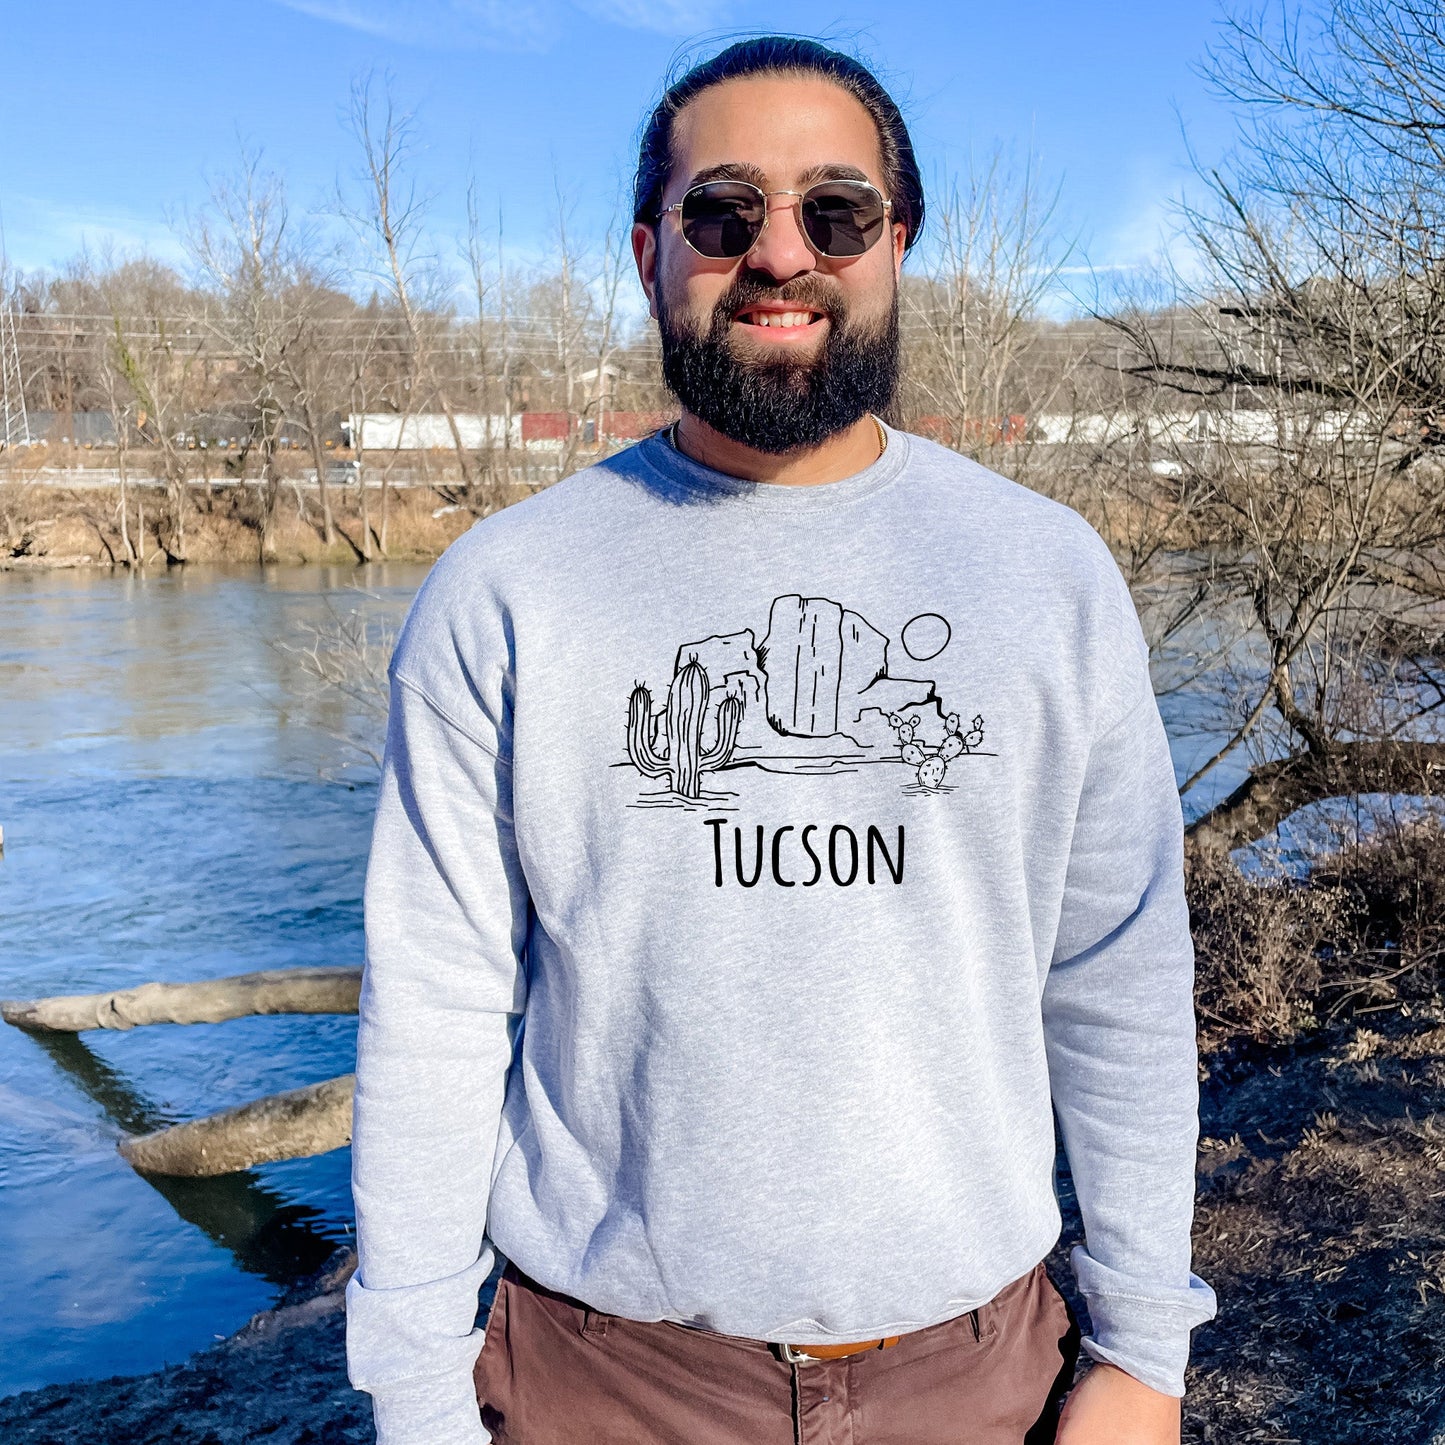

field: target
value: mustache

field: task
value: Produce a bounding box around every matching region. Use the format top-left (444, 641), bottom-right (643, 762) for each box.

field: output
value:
top-left (710, 272), bottom-right (846, 327)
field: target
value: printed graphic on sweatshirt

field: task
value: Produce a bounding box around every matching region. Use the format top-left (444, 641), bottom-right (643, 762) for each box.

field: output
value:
top-left (621, 592), bottom-right (990, 812)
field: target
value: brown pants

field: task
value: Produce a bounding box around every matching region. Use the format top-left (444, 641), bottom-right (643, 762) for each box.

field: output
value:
top-left (473, 1259), bottom-right (1082, 1444)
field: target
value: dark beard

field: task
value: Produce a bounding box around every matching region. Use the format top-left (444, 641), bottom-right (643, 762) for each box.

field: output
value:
top-left (656, 272), bottom-right (900, 455)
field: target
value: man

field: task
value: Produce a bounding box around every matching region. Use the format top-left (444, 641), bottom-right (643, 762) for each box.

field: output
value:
top-left (345, 35), bottom-right (1218, 1445)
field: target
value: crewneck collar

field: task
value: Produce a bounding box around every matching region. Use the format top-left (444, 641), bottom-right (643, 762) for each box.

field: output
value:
top-left (634, 417), bottom-right (910, 512)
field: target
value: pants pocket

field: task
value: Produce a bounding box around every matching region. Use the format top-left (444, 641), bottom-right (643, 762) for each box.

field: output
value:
top-left (473, 1276), bottom-right (512, 1432)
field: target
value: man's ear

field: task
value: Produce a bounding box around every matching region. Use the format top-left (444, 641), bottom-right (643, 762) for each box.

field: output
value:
top-left (632, 221), bottom-right (659, 320)
top-left (890, 220), bottom-right (907, 279)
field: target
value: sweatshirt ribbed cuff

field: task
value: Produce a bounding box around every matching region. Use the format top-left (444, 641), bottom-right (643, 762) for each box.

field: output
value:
top-left (366, 1369), bottom-right (492, 1445)
top-left (1070, 1246), bottom-right (1219, 1397)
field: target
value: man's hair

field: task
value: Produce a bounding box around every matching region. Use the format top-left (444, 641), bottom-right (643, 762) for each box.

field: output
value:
top-left (633, 36), bottom-right (925, 253)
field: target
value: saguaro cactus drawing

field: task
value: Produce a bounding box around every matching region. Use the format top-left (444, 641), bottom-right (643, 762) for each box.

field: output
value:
top-left (627, 656), bottom-right (744, 799)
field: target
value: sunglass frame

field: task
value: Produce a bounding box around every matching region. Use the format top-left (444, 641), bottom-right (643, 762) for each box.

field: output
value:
top-left (660, 178), bottom-right (894, 260)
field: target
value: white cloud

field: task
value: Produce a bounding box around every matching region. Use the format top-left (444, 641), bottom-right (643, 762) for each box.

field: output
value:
top-left (273, 0), bottom-right (559, 49)
top-left (572, 0), bottom-right (728, 32)
top-left (1043, 176), bottom-right (1212, 317)
top-left (1, 196), bottom-right (187, 276)
top-left (270, 0), bottom-right (728, 48)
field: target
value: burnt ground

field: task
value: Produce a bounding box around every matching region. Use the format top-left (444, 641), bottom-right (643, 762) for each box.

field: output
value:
top-left (4, 1009), bottom-right (1445, 1443)
top-left (1052, 993), bottom-right (1445, 1443)
top-left (1177, 998), bottom-right (1445, 1443)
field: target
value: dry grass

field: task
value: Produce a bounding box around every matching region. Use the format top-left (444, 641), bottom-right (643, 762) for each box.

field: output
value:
top-left (1190, 815), bottom-right (1445, 1054)
top-left (1180, 1003), bottom-right (1445, 1441)
top-left (1126, 817), bottom-right (1445, 1442)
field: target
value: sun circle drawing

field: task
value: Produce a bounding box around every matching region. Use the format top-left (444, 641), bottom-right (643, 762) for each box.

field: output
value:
top-left (900, 612), bottom-right (951, 661)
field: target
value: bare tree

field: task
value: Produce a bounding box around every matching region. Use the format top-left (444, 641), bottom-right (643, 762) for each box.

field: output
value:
top-left (187, 150), bottom-right (301, 561)
top-left (279, 269), bottom-right (374, 561)
top-left (512, 186), bottom-right (633, 481)
top-left (901, 149), bottom-right (1079, 475)
top-left (270, 588), bottom-right (400, 775)
top-left (341, 73), bottom-right (483, 512)
top-left (463, 183), bottom-right (519, 503)
top-left (77, 257), bottom-right (202, 563)
top-left (1103, 0), bottom-right (1445, 852)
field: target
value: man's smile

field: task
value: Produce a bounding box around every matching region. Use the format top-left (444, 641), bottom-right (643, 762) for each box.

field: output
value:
top-left (733, 302), bottom-right (828, 337)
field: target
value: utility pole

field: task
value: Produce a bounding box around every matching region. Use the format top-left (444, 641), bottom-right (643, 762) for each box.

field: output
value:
top-left (1, 302), bottom-right (30, 450)
top-left (0, 203), bottom-right (32, 450)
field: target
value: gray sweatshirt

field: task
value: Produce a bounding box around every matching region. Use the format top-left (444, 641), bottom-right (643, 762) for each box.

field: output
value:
top-left (344, 422), bottom-right (1218, 1443)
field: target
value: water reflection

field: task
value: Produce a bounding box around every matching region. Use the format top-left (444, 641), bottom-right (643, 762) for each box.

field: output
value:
top-left (32, 1031), bottom-right (341, 1286)
top-left (0, 562), bottom-right (427, 783)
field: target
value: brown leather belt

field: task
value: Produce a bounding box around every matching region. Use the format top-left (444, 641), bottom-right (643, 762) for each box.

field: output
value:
top-left (777, 1335), bottom-right (901, 1363)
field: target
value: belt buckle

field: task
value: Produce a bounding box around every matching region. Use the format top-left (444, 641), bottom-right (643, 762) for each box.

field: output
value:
top-left (778, 1343), bottom-right (823, 1365)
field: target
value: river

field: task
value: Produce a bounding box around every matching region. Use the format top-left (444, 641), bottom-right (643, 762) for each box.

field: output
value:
top-left (0, 564), bottom-right (426, 1398)
top-left (0, 560), bottom-right (1250, 1400)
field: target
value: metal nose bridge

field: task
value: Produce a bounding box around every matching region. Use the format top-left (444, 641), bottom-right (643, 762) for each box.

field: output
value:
top-left (751, 190), bottom-right (811, 247)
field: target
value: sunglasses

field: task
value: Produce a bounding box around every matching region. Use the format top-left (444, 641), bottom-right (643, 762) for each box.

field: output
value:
top-left (661, 178), bottom-right (894, 260)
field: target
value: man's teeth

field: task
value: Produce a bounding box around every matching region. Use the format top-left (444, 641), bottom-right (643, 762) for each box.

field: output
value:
top-left (743, 311), bottom-right (818, 327)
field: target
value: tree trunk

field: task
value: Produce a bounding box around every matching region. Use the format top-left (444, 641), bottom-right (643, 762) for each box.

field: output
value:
top-left (117, 438), bottom-right (136, 565)
top-left (306, 418), bottom-right (337, 546)
top-left (1186, 740), bottom-right (1445, 854)
top-left (119, 1073), bottom-right (355, 1177)
top-left (357, 460), bottom-right (374, 560)
top-left (258, 416), bottom-right (282, 562)
top-left (1, 965), bottom-right (361, 1033)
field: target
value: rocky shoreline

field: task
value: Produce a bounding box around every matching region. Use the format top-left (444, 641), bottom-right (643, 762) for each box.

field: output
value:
top-left (0, 1250), bottom-right (372, 1445)
top-left (5, 1007), bottom-right (1445, 1441)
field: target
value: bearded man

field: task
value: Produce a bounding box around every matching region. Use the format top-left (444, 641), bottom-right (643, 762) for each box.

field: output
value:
top-left (344, 35), bottom-right (1217, 1445)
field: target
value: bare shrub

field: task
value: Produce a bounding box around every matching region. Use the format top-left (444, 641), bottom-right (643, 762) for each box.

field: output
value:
top-left (1189, 848), bottom-right (1347, 1050)
top-left (269, 592), bottom-right (398, 774)
top-left (1190, 809), bottom-right (1445, 1052)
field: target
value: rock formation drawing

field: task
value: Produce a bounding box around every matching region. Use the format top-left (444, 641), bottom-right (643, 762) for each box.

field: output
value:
top-left (622, 593), bottom-right (989, 807)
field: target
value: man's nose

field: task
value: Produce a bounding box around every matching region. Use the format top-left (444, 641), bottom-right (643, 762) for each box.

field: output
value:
top-left (745, 194), bottom-right (816, 283)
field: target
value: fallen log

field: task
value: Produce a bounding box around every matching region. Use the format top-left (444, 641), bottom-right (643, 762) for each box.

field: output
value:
top-left (119, 1073), bottom-right (355, 1177)
top-left (1185, 739), bottom-right (1445, 854)
top-left (1, 966), bottom-right (362, 1033)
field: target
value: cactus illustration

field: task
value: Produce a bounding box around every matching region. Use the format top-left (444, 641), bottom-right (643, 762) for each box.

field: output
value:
top-left (918, 755), bottom-right (948, 789)
top-left (626, 656), bottom-right (744, 799)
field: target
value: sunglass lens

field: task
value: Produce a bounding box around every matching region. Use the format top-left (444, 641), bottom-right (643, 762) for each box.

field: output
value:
top-left (802, 184), bottom-right (886, 257)
top-left (680, 182), bottom-right (765, 257)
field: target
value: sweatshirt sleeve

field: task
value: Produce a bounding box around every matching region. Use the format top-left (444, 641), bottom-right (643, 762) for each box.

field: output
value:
top-left (1039, 569), bottom-right (1218, 1398)
top-left (344, 666), bottom-right (531, 1445)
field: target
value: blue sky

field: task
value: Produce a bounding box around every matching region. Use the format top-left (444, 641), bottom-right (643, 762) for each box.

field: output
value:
top-left (1, 1), bottom-right (1243, 306)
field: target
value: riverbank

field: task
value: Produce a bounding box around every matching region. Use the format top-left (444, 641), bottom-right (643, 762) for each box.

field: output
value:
top-left (0, 1249), bottom-right (370, 1444)
top-left (0, 443), bottom-right (1199, 570)
top-left (2, 1008), bottom-right (1441, 1443)
top-left (0, 477), bottom-right (505, 570)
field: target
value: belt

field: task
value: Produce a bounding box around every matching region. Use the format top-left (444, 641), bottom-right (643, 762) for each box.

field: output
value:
top-left (774, 1303), bottom-right (982, 1364)
top-left (775, 1335), bottom-right (902, 1364)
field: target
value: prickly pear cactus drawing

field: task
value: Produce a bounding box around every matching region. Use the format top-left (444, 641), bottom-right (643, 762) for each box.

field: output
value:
top-left (626, 655), bottom-right (744, 801)
top-left (918, 755), bottom-right (948, 789)
top-left (948, 713), bottom-right (986, 753)
top-left (893, 709), bottom-right (985, 790)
